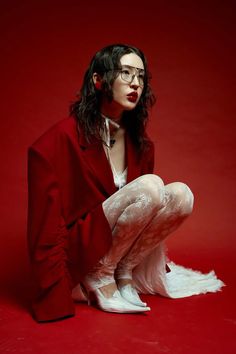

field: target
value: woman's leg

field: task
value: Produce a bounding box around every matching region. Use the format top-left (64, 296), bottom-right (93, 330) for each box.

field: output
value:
top-left (83, 174), bottom-right (167, 297)
top-left (115, 182), bottom-right (194, 284)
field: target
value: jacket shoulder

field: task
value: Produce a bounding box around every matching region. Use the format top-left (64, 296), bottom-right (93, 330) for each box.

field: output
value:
top-left (28, 117), bottom-right (79, 157)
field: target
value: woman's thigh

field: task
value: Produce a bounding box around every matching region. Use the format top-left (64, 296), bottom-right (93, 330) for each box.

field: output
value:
top-left (102, 174), bottom-right (166, 229)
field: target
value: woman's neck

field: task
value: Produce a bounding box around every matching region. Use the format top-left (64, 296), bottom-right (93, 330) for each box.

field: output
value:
top-left (100, 100), bottom-right (123, 124)
top-left (100, 113), bottom-right (120, 128)
top-left (101, 111), bottom-right (122, 124)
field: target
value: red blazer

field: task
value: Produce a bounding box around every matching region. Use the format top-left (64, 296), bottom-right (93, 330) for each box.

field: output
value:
top-left (27, 116), bottom-right (154, 322)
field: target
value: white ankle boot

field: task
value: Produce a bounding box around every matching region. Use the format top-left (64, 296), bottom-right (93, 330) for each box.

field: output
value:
top-left (88, 288), bottom-right (150, 313)
top-left (119, 284), bottom-right (148, 307)
top-left (83, 275), bottom-right (150, 313)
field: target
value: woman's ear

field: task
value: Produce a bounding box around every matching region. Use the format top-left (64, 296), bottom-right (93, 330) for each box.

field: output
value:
top-left (92, 73), bottom-right (102, 90)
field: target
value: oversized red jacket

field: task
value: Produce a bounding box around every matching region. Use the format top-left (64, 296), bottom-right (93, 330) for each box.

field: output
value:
top-left (27, 116), bottom-right (154, 322)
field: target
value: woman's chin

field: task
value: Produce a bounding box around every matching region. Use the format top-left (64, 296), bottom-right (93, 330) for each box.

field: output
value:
top-left (122, 102), bottom-right (138, 111)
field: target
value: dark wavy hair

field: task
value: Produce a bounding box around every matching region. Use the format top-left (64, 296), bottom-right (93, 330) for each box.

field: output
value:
top-left (70, 44), bottom-right (156, 150)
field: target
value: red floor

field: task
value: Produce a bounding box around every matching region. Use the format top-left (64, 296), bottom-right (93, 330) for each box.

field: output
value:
top-left (0, 251), bottom-right (235, 354)
top-left (1, 1), bottom-right (236, 353)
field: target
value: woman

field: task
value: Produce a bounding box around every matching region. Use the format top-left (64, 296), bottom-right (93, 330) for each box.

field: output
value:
top-left (27, 44), bottom-right (224, 322)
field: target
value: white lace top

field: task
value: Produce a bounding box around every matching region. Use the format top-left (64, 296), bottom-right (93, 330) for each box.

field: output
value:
top-left (112, 167), bottom-right (128, 189)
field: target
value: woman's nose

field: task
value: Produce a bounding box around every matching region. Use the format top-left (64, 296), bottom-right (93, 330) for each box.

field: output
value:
top-left (130, 83), bottom-right (139, 90)
top-left (131, 74), bottom-right (140, 86)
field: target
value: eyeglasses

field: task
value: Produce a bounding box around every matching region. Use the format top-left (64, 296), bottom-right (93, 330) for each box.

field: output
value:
top-left (118, 65), bottom-right (145, 87)
top-left (106, 65), bottom-right (145, 87)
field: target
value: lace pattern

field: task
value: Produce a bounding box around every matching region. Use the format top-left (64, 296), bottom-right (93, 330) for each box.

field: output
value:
top-left (83, 174), bottom-right (194, 288)
top-left (72, 174), bottom-right (224, 301)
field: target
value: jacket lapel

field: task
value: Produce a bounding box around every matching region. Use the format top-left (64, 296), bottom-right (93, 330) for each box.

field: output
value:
top-left (78, 129), bottom-right (142, 196)
top-left (79, 131), bottom-right (117, 196)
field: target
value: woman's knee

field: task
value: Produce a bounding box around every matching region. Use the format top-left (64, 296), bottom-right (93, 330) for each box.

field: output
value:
top-left (134, 174), bottom-right (166, 209)
top-left (165, 182), bottom-right (194, 216)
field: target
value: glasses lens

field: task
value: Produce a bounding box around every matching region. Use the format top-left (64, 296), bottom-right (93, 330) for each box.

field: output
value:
top-left (120, 67), bottom-right (144, 86)
top-left (121, 70), bottom-right (132, 82)
top-left (138, 74), bottom-right (144, 86)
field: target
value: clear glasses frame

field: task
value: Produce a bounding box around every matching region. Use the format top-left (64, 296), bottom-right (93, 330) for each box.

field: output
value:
top-left (107, 65), bottom-right (145, 87)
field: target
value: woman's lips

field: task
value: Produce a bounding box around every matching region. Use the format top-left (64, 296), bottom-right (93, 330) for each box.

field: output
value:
top-left (127, 92), bottom-right (138, 102)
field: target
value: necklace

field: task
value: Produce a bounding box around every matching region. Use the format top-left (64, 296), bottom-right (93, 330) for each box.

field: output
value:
top-left (101, 113), bottom-right (120, 148)
top-left (100, 113), bottom-right (127, 189)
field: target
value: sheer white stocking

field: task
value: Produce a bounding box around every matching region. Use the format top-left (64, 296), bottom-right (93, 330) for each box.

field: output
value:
top-left (83, 175), bottom-right (194, 290)
top-left (115, 182), bottom-right (194, 280)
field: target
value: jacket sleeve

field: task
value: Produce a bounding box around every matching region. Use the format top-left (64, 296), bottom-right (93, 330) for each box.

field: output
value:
top-left (27, 147), bottom-right (75, 322)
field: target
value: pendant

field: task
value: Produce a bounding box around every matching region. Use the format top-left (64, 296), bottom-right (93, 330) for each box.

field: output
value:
top-left (110, 139), bottom-right (116, 147)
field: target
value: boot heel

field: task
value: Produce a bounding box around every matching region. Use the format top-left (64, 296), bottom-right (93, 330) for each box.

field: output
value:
top-left (87, 291), bottom-right (96, 306)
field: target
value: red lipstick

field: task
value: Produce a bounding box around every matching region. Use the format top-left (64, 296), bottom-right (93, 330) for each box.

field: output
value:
top-left (127, 91), bottom-right (138, 102)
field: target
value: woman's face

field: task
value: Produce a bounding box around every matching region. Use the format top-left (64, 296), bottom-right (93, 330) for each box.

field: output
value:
top-left (100, 53), bottom-right (145, 118)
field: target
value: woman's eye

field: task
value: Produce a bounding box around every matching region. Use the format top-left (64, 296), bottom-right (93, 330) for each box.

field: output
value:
top-left (122, 70), bottom-right (130, 75)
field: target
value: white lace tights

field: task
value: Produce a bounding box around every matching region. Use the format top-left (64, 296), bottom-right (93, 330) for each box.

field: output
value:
top-left (84, 174), bottom-right (194, 289)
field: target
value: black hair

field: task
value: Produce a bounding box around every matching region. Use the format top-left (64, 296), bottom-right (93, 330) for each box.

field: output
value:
top-left (70, 43), bottom-right (156, 150)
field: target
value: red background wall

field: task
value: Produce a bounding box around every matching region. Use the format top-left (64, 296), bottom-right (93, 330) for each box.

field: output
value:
top-left (0, 0), bottom-right (235, 296)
